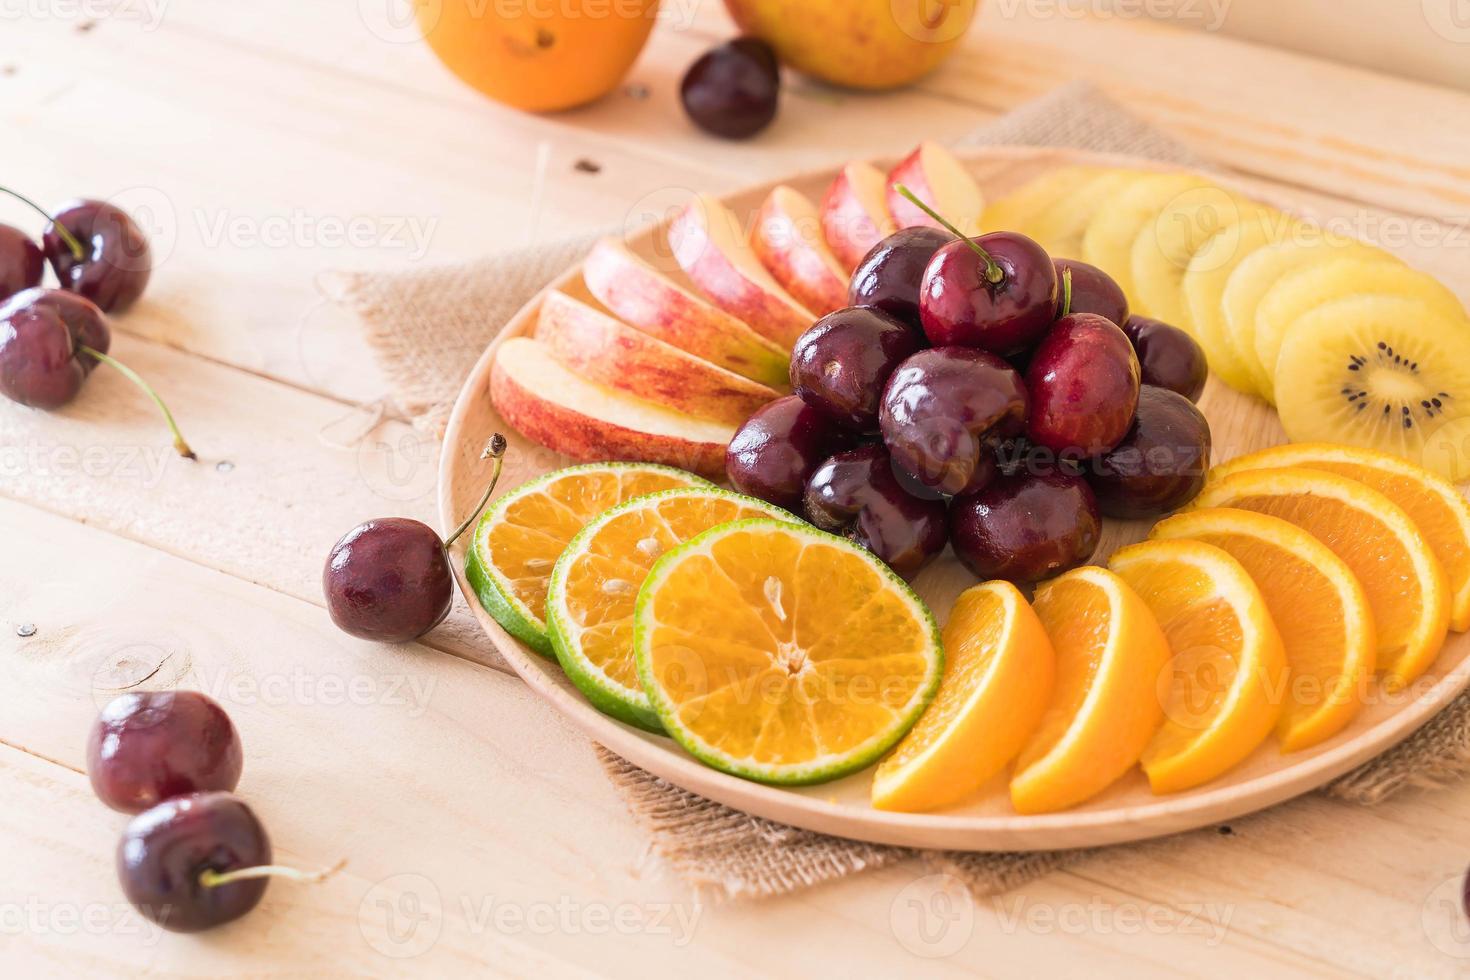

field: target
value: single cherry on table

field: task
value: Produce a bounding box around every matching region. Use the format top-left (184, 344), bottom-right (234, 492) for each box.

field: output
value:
top-left (680, 37), bottom-right (780, 140)
top-left (847, 226), bottom-right (954, 332)
top-left (324, 435), bottom-right (508, 644)
top-left (880, 346), bottom-right (1028, 496)
top-left (44, 198), bottom-right (153, 313)
top-left (803, 443), bottom-right (948, 581)
top-left (789, 306), bottom-right (923, 433)
top-left (726, 394), bottom-right (856, 512)
top-left (88, 691), bottom-right (244, 814)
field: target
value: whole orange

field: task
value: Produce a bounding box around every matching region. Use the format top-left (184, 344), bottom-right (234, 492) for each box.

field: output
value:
top-left (415, 0), bottom-right (661, 112)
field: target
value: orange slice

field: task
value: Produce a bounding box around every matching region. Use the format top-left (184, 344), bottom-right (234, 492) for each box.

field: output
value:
top-left (1010, 566), bottom-right (1170, 814)
top-left (1109, 539), bottom-right (1286, 792)
top-left (872, 581), bottom-right (1055, 812)
top-left (1209, 443), bottom-right (1470, 632)
top-left (1151, 508), bottom-right (1376, 752)
top-left (1192, 468), bottom-right (1449, 688)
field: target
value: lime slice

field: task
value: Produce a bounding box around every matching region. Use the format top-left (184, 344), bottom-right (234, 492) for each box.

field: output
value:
top-left (465, 462), bottom-right (709, 655)
top-left (635, 519), bottom-right (943, 785)
top-left (547, 487), bottom-right (790, 732)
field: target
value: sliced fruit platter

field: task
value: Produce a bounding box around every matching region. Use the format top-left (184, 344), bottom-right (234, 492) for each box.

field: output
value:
top-left (439, 145), bottom-right (1470, 850)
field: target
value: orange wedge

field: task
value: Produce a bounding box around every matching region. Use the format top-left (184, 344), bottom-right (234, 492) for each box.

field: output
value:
top-left (1109, 539), bottom-right (1286, 792)
top-left (1010, 566), bottom-right (1170, 814)
top-left (872, 581), bottom-right (1055, 813)
top-left (1151, 509), bottom-right (1376, 752)
top-left (1193, 468), bottom-right (1449, 689)
top-left (1209, 443), bottom-right (1470, 632)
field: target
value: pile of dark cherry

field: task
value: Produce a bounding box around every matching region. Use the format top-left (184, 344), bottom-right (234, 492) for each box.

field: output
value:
top-left (87, 689), bottom-right (333, 932)
top-left (728, 219), bottom-right (1212, 583)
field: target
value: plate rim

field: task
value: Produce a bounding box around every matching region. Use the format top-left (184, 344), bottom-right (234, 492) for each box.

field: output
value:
top-left (436, 144), bottom-right (1470, 851)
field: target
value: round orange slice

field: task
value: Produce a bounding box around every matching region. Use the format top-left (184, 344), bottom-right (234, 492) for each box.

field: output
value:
top-left (1109, 539), bottom-right (1286, 793)
top-left (1192, 467), bottom-right (1450, 689)
top-left (1209, 443), bottom-right (1470, 632)
top-left (872, 581), bottom-right (1055, 813)
top-left (1151, 508), bottom-right (1376, 752)
top-left (1010, 566), bottom-right (1170, 815)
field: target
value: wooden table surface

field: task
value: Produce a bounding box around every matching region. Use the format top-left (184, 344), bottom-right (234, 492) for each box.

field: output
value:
top-left (6, 3), bottom-right (1470, 976)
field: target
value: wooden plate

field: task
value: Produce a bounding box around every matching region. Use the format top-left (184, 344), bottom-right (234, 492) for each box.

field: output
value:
top-left (439, 146), bottom-right (1470, 851)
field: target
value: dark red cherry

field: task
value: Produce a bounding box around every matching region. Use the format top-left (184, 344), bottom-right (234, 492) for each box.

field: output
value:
top-left (949, 470), bottom-right (1100, 584)
top-left (117, 793), bottom-right (271, 932)
top-left (88, 691), bottom-right (244, 814)
top-left (44, 199), bottom-right (152, 313)
top-left (0, 287), bottom-right (111, 409)
top-left (917, 231), bottom-right (1057, 355)
top-left (848, 227), bottom-right (954, 331)
top-left (1025, 312), bottom-right (1140, 457)
top-left (789, 306), bottom-right (923, 432)
top-left (1121, 315), bottom-right (1209, 403)
top-left (879, 346), bottom-right (1028, 496)
top-left (0, 224), bottom-right (44, 301)
top-left (324, 438), bottom-right (506, 642)
top-left (1090, 385), bottom-right (1212, 518)
top-left (726, 395), bottom-right (856, 512)
top-left (1054, 258), bottom-right (1128, 326)
top-left (680, 37), bottom-right (780, 140)
top-left (803, 443), bottom-right (948, 580)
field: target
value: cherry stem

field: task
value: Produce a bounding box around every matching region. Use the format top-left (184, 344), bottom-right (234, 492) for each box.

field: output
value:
top-left (199, 858), bottom-right (347, 890)
top-left (1060, 268), bottom-right (1073, 317)
top-left (0, 185), bottom-right (84, 261)
top-left (445, 433), bottom-right (508, 547)
top-left (78, 345), bottom-right (196, 460)
top-left (893, 184), bottom-right (1003, 285)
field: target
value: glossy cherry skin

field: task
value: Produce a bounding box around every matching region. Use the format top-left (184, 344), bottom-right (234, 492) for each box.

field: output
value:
top-left (1090, 385), bottom-right (1212, 518)
top-left (949, 471), bottom-right (1100, 584)
top-left (0, 287), bottom-right (111, 409)
top-left (87, 691), bottom-right (244, 814)
top-left (1054, 258), bottom-right (1128, 326)
top-left (918, 232), bottom-right (1057, 355)
top-left (323, 518), bottom-right (453, 643)
top-left (803, 444), bottom-right (948, 580)
top-left (879, 346), bottom-right (1028, 496)
top-left (790, 307), bottom-right (923, 432)
top-left (726, 394), bottom-right (856, 512)
top-left (680, 37), bottom-right (780, 139)
top-left (1121, 315), bottom-right (1208, 403)
top-left (1025, 312), bottom-right (1140, 457)
top-left (44, 199), bottom-right (151, 313)
top-left (848, 227), bottom-right (954, 332)
top-left (118, 792), bottom-right (271, 932)
top-left (0, 224), bottom-right (44, 301)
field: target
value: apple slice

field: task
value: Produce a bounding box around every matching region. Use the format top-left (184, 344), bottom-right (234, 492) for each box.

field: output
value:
top-left (490, 337), bottom-right (734, 478)
top-left (537, 289), bottom-right (778, 427)
top-left (670, 194), bottom-right (817, 349)
top-left (582, 238), bottom-right (790, 389)
top-left (749, 186), bottom-right (849, 315)
top-left (820, 161), bottom-right (898, 271)
top-left (886, 141), bottom-right (983, 236)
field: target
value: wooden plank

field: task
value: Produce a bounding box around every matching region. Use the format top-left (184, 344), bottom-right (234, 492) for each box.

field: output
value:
top-left (0, 498), bottom-right (1343, 976)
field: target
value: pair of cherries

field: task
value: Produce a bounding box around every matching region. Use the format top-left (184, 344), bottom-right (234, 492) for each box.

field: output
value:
top-left (0, 188), bottom-right (194, 458)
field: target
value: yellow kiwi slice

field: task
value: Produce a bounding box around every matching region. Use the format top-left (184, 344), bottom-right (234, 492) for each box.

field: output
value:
top-left (1081, 172), bottom-right (1212, 301)
top-left (981, 167), bottom-right (1102, 238)
top-left (1253, 259), bottom-right (1467, 402)
top-left (1274, 295), bottom-right (1470, 475)
top-left (1024, 169), bottom-right (1141, 260)
top-left (1221, 237), bottom-right (1399, 397)
top-left (1130, 186), bottom-right (1273, 328)
top-left (1181, 214), bottom-right (1297, 398)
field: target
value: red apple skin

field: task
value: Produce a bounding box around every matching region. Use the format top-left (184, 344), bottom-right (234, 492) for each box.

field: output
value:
top-left (1025, 313), bottom-right (1141, 458)
top-left (918, 232), bottom-right (1058, 355)
top-left (820, 163), bottom-right (896, 271)
top-left (949, 471), bottom-right (1101, 584)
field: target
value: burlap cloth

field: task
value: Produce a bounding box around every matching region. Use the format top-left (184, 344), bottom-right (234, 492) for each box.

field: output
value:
top-left (323, 82), bottom-right (1470, 900)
